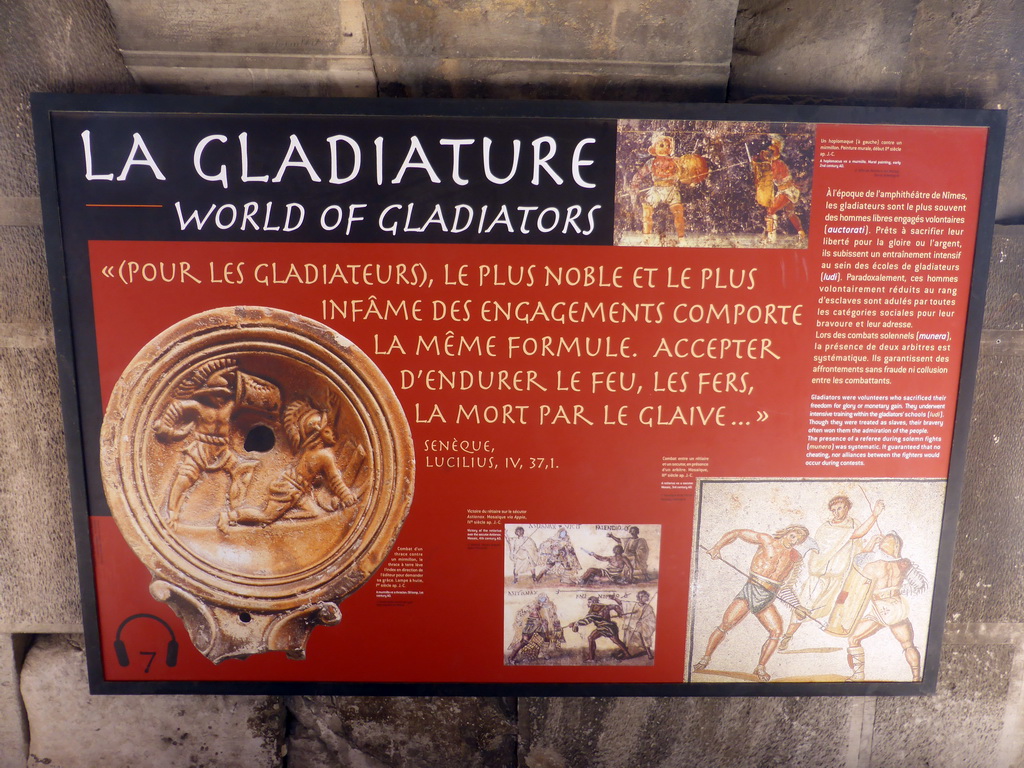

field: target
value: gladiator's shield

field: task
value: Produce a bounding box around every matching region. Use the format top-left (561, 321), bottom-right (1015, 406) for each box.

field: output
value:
top-left (825, 566), bottom-right (873, 637)
top-left (676, 154), bottom-right (710, 186)
top-left (752, 158), bottom-right (774, 208)
top-left (235, 371), bottom-right (281, 415)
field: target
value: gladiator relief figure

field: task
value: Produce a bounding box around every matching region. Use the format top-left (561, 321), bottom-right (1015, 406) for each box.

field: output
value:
top-left (580, 544), bottom-right (634, 585)
top-left (629, 132), bottom-right (708, 242)
top-left (572, 595), bottom-right (631, 663)
top-left (507, 594), bottom-right (565, 664)
top-left (153, 358), bottom-right (259, 533)
top-left (608, 526), bottom-right (650, 581)
top-left (231, 397), bottom-right (360, 527)
top-left (693, 525), bottom-right (810, 682)
top-left (751, 133), bottom-right (807, 243)
top-left (844, 531), bottom-right (928, 682)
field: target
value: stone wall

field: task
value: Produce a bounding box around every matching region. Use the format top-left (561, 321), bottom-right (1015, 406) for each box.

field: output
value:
top-left (3, 0), bottom-right (1024, 765)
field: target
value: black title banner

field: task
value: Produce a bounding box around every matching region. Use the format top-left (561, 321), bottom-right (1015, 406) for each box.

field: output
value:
top-left (53, 113), bottom-right (617, 244)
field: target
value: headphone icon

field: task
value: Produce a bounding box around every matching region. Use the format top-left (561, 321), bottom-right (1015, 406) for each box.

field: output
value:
top-left (113, 614), bottom-right (179, 668)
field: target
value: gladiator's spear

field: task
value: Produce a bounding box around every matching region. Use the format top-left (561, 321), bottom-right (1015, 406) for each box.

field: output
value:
top-left (699, 545), bottom-right (827, 629)
top-left (619, 594), bottom-right (638, 640)
top-left (857, 484), bottom-right (885, 538)
top-left (618, 186), bottom-right (654, 196)
top-left (705, 158), bottom-right (758, 175)
top-left (612, 598), bottom-right (642, 627)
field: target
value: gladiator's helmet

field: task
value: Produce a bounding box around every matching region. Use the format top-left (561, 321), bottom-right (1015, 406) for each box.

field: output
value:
top-left (284, 398), bottom-right (335, 449)
top-left (177, 358), bottom-right (237, 400)
top-left (648, 133), bottom-right (676, 155)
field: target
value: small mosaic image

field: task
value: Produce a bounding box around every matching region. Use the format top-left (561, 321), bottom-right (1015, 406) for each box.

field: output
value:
top-left (614, 120), bottom-right (815, 248)
top-left (688, 479), bottom-right (942, 684)
top-left (504, 524), bottom-right (660, 666)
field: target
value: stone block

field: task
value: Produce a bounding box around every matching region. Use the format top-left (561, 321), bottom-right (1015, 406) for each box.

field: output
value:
top-left (943, 227), bottom-right (1024, 624)
top-left (983, 227), bottom-right (1024, 331)
top-left (286, 696), bottom-right (517, 767)
top-left (871, 641), bottom-right (1014, 766)
top-left (364, 0), bottom-right (735, 100)
top-left (365, 0), bottom-right (734, 68)
top-left (107, 0), bottom-right (375, 96)
top-left (0, 198), bottom-right (43, 228)
top-left (948, 343), bottom-right (1024, 623)
top-left (107, 0), bottom-right (367, 57)
top-left (519, 696), bottom-right (853, 767)
top-left (730, 0), bottom-right (917, 104)
top-left (124, 56), bottom-right (377, 98)
top-left (898, 0), bottom-right (1024, 223)
top-left (371, 57), bottom-right (728, 101)
top-left (0, 226), bottom-right (52, 327)
top-left (21, 634), bottom-right (285, 767)
top-left (0, 0), bottom-right (135, 199)
top-left (0, 635), bottom-right (29, 768)
top-left (0, 348), bottom-right (80, 632)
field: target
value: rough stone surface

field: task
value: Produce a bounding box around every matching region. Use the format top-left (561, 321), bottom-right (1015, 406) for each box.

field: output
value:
top-left (899, 0), bottom-right (1024, 223)
top-left (0, 0), bottom-right (132, 633)
top-left (0, 634), bottom-right (29, 768)
top-left (983, 227), bottom-right (1024, 331)
top-left (519, 697), bottom-right (852, 767)
top-left (363, 0), bottom-right (736, 100)
top-left (123, 58), bottom-right (378, 98)
top-left (21, 634), bottom-right (285, 767)
top-left (105, 0), bottom-right (738, 100)
top-left (0, 227), bottom-right (51, 326)
top-left (0, 0), bottom-right (135, 198)
top-left (948, 345), bottom-right (1024, 625)
top-left (107, 0), bottom-right (376, 96)
top-left (286, 696), bottom-right (517, 767)
top-left (946, 227), bottom-right (1024, 625)
top-left (0, 348), bottom-right (79, 631)
top-left (107, 0), bottom-right (354, 55)
top-left (372, 57), bottom-right (727, 102)
top-left (872, 643), bottom-right (1013, 766)
top-left (0, 197), bottom-right (43, 227)
top-left (730, 0), bottom-right (917, 104)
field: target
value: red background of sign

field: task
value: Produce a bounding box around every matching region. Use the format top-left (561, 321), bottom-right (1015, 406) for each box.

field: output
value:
top-left (85, 122), bottom-right (988, 683)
